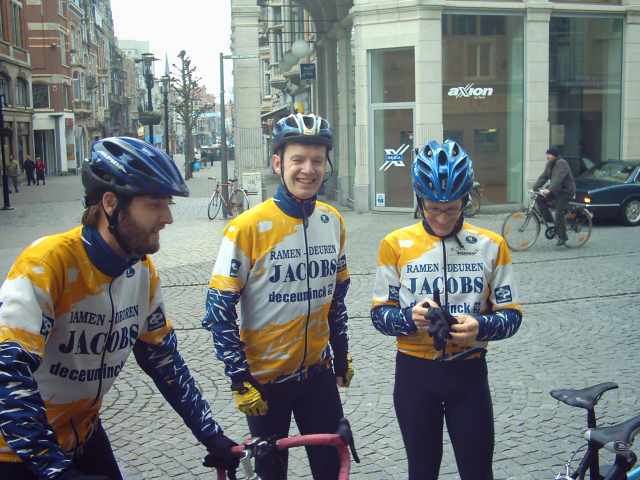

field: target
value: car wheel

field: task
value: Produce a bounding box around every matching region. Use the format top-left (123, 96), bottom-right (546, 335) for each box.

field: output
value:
top-left (621, 198), bottom-right (640, 226)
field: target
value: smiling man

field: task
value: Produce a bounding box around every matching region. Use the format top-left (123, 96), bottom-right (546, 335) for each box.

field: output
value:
top-left (0, 138), bottom-right (238, 480)
top-left (203, 113), bottom-right (353, 480)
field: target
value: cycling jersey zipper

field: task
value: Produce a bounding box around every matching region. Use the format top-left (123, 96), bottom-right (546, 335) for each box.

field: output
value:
top-left (298, 210), bottom-right (312, 375)
top-left (92, 279), bottom-right (116, 406)
top-left (441, 240), bottom-right (449, 308)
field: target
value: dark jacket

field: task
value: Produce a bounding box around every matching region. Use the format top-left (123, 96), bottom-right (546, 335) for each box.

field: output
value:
top-left (23, 159), bottom-right (35, 172)
top-left (533, 157), bottom-right (576, 196)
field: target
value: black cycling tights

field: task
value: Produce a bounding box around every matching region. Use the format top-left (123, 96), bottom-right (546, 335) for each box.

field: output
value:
top-left (0, 421), bottom-right (123, 480)
top-left (394, 352), bottom-right (494, 480)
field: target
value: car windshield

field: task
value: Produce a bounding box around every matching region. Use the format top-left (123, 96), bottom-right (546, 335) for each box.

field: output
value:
top-left (580, 162), bottom-right (637, 183)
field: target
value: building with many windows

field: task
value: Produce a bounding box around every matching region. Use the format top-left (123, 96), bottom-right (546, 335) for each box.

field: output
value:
top-left (0, 0), bottom-right (33, 168)
top-left (231, 0), bottom-right (640, 212)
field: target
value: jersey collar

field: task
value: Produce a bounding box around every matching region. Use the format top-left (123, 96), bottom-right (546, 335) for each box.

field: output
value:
top-left (274, 184), bottom-right (316, 219)
top-left (81, 225), bottom-right (141, 278)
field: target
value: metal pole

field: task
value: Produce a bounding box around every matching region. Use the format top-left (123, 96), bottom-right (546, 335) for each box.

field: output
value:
top-left (220, 52), bottom-right (229, 218)
top-left (1, 95), bottom-right (13, 210)
top-left (163, 80), bottom-right (170, 155)
top-left (147, 85), bottom-right (154, 145)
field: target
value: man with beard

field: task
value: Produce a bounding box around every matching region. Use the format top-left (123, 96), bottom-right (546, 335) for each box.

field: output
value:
top-left (0, 137), bottom-right (239, 480)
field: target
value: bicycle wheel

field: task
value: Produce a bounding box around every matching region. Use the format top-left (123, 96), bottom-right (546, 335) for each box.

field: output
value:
top-left (207, 191), bottom-right (222, 220)
top-left (464, 190), bottom-right (481, 217)
top-left (564, 208), bottom-right (592, 248)
top-left (501, 210), bottom-right (541, 251)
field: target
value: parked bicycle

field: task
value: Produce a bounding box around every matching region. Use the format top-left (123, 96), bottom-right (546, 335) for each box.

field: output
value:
top-left (216, 418), bottom-right (360, 480)
top-left (501, 190), bottom-right (593, 251)
top-left (207, 177), bottom-right (250, 220)
top-left (549, 382), bottom-right (640, 479)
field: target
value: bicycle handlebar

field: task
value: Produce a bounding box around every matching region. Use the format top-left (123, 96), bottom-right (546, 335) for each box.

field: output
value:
top-left (216, 418), bottom-right (359, 480)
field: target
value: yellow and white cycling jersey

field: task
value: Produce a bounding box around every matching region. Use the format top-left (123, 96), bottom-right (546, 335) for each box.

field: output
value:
top-left (0, 225), bottom-right (221, 477)
top-left (372, 221), bottom-right (522, 360)
top-left (205, 187), bottom-right (350, 384)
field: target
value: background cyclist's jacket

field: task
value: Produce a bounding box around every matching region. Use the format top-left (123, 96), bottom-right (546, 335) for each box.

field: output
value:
top-left (371, 221), bottom-right (522, 359)
top-left (0, 226), bottom-right (224, 479)
top-left (203, 185), bottom-right (350, 384)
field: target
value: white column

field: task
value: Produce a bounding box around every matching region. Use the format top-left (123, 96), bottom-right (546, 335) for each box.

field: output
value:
top-left (622, 3), bottom-right (640, 161)
top-left (231, 0), bottom-right (262, 174)
top-left (524, 4), bottom-right (552, 190)
top-left (351, 12), bottom-right (370, 212)
top-left (336, 27), bottom-right (353, 206)
top-left (414, 5), bottom-right (443, 146)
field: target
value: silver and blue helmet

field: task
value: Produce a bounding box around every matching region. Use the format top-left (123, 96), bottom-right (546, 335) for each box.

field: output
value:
top-left (272, 113), bottom-right (333, 153)
top-left (412, 139), bottom-right (474, 203)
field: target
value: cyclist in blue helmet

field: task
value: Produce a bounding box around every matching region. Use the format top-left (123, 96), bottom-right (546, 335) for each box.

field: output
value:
top-left (371, 139), bottom-right (523, 480)
top-left (203, 114), bottom-right (353, 479)
top-left (0, 137), bottom-right (239, 480)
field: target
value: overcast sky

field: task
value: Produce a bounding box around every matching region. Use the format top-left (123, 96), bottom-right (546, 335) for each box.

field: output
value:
top-left (111, 0), bottom-right (233, 98)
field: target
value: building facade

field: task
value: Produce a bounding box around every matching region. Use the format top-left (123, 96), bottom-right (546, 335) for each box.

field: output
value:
top-left (231, 0), bottom-right (640, 212)
top-left (0, 0), bottom-right (33, 168)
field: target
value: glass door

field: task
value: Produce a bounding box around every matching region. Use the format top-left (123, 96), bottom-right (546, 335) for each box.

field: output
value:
top-left (372, 107), bottom-right (414, 210)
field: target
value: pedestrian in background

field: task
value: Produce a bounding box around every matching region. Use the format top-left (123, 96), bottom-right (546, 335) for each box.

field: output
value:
top-left (35, 156), bottom-right (46, 185)
top-left (23, 155), bottom-right (35, 185)
top-left (7, 155), bottom-right (19, 193)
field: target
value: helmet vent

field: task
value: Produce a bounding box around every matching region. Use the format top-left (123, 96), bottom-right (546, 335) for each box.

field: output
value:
top-left (129, 158), bottom-right (154, 177)
top-left (438, 151), bottom-right (448, 166)
top-left (452, 143), bottom-right (459, 157)
top-left (302, 115), bottom-right (314, 129)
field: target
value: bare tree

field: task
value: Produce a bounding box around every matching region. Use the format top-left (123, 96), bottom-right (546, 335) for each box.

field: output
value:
top-left (172, 50), bottom-right (206, 180)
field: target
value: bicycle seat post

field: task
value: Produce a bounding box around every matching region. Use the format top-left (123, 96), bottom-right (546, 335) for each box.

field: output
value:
top-left (587, 407), bottom-right (600, 478)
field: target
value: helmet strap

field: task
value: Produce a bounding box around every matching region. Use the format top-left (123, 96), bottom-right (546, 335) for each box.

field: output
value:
top-left (101, 197), bottom-right (133, 256)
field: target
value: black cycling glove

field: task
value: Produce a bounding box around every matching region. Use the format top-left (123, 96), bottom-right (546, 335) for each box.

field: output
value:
top-left (203, 434), bottom-right (239, 480)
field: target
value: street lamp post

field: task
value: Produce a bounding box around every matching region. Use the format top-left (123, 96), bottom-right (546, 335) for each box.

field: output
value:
top-left (0, 94), bottom-right (14, 211)
top-left (161, 75), bottom-right (170, 155)
top-left (139, 53), bottom-right (157, 146)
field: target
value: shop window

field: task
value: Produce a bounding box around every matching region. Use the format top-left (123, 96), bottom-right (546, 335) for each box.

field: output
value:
top-left (33, 84), bottom-right (50, 108)
top-left (549, 16), bottom-right (623, 165)
top-left (371, 48), bottom-right (415, 103)
top-left (443, 14), bottom-right (525, 204)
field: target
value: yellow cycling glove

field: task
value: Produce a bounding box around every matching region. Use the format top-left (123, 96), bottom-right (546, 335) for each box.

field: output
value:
top-left (232, 382), bottom-right (268, 416)
top-left (340, 354), bottom-right (354, 388)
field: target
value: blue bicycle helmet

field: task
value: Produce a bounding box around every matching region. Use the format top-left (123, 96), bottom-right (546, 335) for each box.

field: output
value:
top-left (272, 113), bottom-right (333, 152)
top-left (82, 137), bottom-right (189, 204)
top-left (412, 139), bottom-right (474, 203)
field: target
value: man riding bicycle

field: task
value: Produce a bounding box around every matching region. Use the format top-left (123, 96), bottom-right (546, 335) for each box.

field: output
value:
top-left (203, 113), bottom-right (353, 480)
top-left (0, 138), bottom-right (238, 480)
top-left (371, 139), bottom-right (523, 480)
top-left (533, 147), bottom-right (576, 246)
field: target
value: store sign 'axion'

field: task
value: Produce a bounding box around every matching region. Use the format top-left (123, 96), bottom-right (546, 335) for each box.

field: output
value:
top-left (448, 83), bottom-right (494, 99)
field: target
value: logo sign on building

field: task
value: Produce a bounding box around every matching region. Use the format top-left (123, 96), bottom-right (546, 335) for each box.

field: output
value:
top-left (448, 83), bottom-right (494, 100)
top-left (380, 144), bottom-right (410, 172)
top-left (300, 63), bottom-right (316, 81)
top-left (375, 193), bottom-right (386, 207)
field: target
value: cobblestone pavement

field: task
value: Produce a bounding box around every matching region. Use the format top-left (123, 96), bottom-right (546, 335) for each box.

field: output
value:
top-left (1, 171), bottom-right (640, 479)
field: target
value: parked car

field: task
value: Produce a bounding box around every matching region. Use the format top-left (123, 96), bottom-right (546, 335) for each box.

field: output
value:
top-left (574, 160), bottom-right (640, 226)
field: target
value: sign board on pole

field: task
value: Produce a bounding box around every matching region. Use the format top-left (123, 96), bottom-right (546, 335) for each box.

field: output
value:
top-left (300, 63), bottom-right (316, 81)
